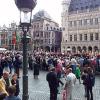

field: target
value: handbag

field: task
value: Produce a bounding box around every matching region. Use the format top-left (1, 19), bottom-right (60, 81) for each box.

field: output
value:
top-left (62, 89), bottom-right (67, 100)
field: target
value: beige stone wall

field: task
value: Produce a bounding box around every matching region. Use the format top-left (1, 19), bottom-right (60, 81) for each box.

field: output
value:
top-left (61, 6), bottom-right (100, 53)
top-left (31, 18), bottom-right (59, 51)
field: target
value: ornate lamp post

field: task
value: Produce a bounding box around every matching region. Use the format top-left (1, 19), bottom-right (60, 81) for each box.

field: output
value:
top-left (14, 0), bottom-right (37, 100)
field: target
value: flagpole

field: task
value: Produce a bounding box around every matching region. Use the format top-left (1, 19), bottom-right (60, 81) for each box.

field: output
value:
top-left (13, 30), bottom-right (16, 51)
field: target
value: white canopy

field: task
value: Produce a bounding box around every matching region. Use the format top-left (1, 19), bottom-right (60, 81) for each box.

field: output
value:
top-left (0, 48), bottom-right (7, 51)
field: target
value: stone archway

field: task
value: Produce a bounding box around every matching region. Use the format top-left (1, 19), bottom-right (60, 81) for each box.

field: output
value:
top-left (51, 46), bottom-right (55, 52)
top-left (77, 46), bottom-right (81, 52)
top-left (67, 46), bottom-right (70, 49)
top-left (45, 46), bottom-right (50, 52)
top-left (82, 46), bottom-right (87, 52)
top-left (72, 46), bottom-right (76, 53)
top-left (88, 46), bottom-right (92, 52)
top-left (94, 46), bottom-right (98, 52)
top-left (66, 46), bottom-right (71, 53)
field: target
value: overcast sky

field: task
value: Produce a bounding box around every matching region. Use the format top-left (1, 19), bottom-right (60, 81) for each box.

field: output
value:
top-left (0, 0), bottom-right (62, 27)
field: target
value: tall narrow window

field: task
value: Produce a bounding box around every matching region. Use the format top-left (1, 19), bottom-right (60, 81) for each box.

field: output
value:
top-left (90, 19), bottom-right (93, 25)
top-left (70, 35), bottom-right (72, 41)
top-left (52, 32), bottom-right (54, 37)
top-left (34, 25), bottom-right (36, 28)
top-left (74, 35), bottom-right (77, 41)
top-left (1, 39), bottom-right (5, 45)
top-left (74, 21), bottom-right (77, 26)
top-left (37, 23), bottom-right (39, 28)
top-left (44, 32), bottom-right (46, 38)
top-left (47, 27), bottom-right (48, 30)
top-left (84, 19), bottom-right (87, 25)
top-left (95, 33), bottom-right (99, 40)
top-left (47, 32), bottom-right (49, 38)
top-left (69, 21), bottom-right (72, 27)
top-left (49, 39), bottom-right (50, 44)
top-left (90, 33), bottom-right (93, 41)
top-left (41, 32), bottom-right (43, 37)
top-left (49, 32), bottom-right (50, 37)
top-left (95, 18), bottom-right (98, 24)
top-left (79, 34), bottom-right (82, 41)
top-left (84, 34), bottom-right (87, 41)
top-left (79, 20), bottom-right (82, 26)
top-left (52, 39), bottom-right (54, 43)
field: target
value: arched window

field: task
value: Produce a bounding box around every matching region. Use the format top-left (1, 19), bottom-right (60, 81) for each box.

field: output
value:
top-left (88, 46), bottom-right (92, 51)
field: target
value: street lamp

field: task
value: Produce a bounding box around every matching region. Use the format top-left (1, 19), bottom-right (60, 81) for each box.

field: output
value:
top-left (14, 0), bottom-right (37, 100)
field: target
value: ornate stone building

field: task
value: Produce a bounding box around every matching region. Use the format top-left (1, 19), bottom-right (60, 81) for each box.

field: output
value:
top-left (31, 10), bottom-right (62, 52)
top-left (0, 23), bottom-right (21, 50)
top-left (0, 25), bottom-right (8, 49)
top-left (61, 0), bottom-right (100, 53)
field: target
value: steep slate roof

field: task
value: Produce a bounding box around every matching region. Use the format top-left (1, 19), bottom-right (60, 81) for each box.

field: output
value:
top-left (68, 0), bottom-right (100, 12)
top-left (33, 10), bottom-right (52, 20)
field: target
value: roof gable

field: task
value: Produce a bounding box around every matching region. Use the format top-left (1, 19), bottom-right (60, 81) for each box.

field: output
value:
top-left (69, 0), bottom-right (100, 12)
top-left (33, 10), bottom-right (52, 20)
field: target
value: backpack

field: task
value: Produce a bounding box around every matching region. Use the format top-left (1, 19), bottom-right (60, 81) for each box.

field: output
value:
top-left (90, 74), bottom-right (95, 86)
top-left (86, 74), bottom-right (95, 87)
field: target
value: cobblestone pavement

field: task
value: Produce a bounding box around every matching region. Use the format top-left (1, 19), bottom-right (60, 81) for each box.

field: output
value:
top-left (18, 70), bottom-right (100, 100)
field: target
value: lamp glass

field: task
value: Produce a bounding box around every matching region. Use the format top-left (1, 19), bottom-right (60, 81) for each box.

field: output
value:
top-left (20, 11), bottom-right (31, 24)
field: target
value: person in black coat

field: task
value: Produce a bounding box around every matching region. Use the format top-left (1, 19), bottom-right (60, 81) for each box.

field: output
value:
top-left (46, 67), bottom-right (58, 100)
top-left (81, 68), bottom-right (88, 97)
top-left (83, 57), bottom-right (90, 67)
top-left (33, 58), bottom-right (40, 79)
top-left (1, 57), bottom-right (8, 72)
top-left (28, 55), bottom-right (33, 70)
top-left (85, 67), bottom-right (95, 100)
top-left (42, 58), bottom-right (48, 71)
top-left (11, 73), bottom-right (20, 96)
top-left (13, 56), bottom-right (22, 78)
top-left (1, 58), bottom-right (5, 72)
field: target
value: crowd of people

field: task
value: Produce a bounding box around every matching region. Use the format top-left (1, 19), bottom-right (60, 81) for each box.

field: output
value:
top-left (0, 52), bottom-right (22, 100)
top-left (0, 72), bottom-right (20, 100)
top-left (0, 51), bottom-right (99, 100)
top-left (46, 52), bottom-right (97, 100)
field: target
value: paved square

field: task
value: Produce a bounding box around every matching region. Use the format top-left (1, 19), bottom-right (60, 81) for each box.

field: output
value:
top-left (19, 70), bottom-right (100, 100)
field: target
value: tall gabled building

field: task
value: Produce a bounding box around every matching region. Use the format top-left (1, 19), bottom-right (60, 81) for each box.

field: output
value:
top-left (61, 0), bottom-right (100, 53)
top-left (31, 10), bottom-right (62, 52)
